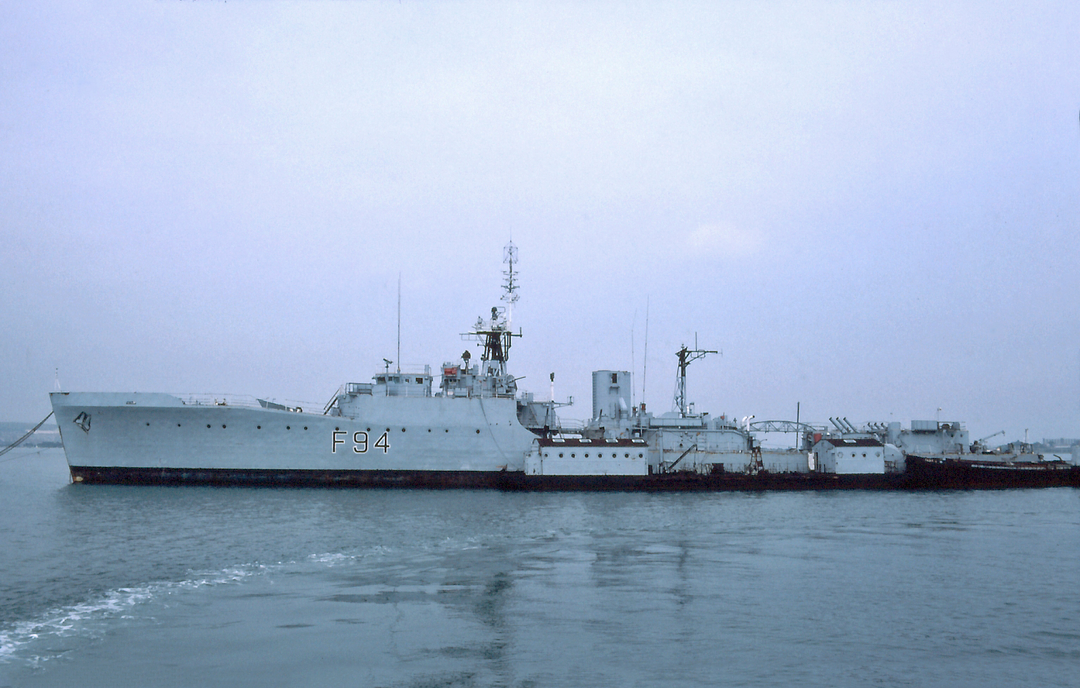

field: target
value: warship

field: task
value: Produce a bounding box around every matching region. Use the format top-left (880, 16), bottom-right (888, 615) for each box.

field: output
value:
top-left (48, 242), bottom-right (1079, 490)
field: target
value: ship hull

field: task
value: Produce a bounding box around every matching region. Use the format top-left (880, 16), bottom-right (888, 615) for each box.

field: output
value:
top-left (902, 455), bottom-right (1080, 489)
top-left (49, 394), bottom-right (1080, 491)
top-left (501, 472), bottom-right (905, 491)
top-left (503, 466), bottom-right (1080, 491)
top-left (65, 463), bottom-right (1080, 491)
top-left (68, 465), bottom-right (513, 488)
top-left (50, 391), bottom-right (538, 477)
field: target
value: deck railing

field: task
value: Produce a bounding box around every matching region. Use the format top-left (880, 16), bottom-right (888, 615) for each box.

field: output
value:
top-left (178, 394), bottom-right (316, 413)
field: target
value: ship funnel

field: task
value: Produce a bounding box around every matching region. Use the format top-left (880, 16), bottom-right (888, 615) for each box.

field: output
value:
top-left (592, 371), bottom-right (632, 420)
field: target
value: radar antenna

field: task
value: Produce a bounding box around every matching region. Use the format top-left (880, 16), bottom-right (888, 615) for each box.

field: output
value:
top-left (502, 240), bottom-right (520, 326)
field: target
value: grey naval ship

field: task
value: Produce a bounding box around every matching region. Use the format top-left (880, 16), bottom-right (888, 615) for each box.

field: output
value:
top-left (50, 243), bottom-right (1079, 490)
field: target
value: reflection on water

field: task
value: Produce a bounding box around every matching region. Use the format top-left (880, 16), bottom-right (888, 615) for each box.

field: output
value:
top-left (2, 449), bottom-right (1079, 687)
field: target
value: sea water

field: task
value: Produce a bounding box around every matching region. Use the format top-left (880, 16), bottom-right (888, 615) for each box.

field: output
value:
top-left (1, 448), bottom-right (1077, 687)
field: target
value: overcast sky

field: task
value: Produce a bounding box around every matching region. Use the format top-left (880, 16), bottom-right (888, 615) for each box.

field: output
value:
top-left (3, 1), bottom-right (1079, 443)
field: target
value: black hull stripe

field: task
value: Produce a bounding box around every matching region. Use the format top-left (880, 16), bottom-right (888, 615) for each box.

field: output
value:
top-left (69, 465), bottom-right (1080, 491)
top-left (69, 466), bottom-right (512, 489)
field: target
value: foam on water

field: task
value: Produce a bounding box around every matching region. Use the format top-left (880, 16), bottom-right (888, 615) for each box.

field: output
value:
top-left (1, 541), bottom-right (421, 672)
top-left (0, 563), bottom-right (266, 670)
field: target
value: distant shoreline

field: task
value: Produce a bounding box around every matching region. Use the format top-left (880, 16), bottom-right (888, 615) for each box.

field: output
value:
top-left (0, 421), bottom-right (60, 448)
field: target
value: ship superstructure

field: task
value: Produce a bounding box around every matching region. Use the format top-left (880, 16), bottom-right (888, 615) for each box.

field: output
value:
top-left (52, 242), bottom-right (551, 486)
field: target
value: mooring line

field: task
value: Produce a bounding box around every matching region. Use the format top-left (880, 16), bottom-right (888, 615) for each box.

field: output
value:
top-left (0, 411), bottom-right (55, 458)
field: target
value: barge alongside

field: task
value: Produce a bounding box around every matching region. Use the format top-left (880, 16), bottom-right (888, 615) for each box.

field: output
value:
top-left (49, 243), bottom-right (1079, 491)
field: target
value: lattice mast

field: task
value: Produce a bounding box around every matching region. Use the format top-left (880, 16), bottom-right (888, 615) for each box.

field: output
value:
top-left (467, 241), bottom-right (521, 372)
top-left (674, 337), bottom-right (718, 417)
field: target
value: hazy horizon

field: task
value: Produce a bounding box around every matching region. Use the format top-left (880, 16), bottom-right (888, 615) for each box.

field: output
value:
top-left (3, 1), bottom-right (1079, 443)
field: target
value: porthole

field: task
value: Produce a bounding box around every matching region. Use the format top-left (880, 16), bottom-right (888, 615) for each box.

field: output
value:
top-left (304, 426), bottom-right (308, 430)
top-left (428, 429), bottom-right (432, 433)
top-left (286, 426), bottom-right (291, 430)
top-left (222, 425), bottom-right (227, 429)
top-left (445, 429), bottom-right (449, 433)
top-left (401, 428), bottom-right (406, 432)
top-left (559, 453), bottom-right (564, 458)
top-left (177, 423), bottom-right (181, 427)
top-left (571, 453), bottom-right (576, 458)
top-left (638, 453), bottom-right (643, 458)
top-left (625, 453), bottom-right (630, 458)
top-left (476, 429), bottom-right (481, 434)
top-left (206, 424), bottom-right (211, 428)
top-left (257, 425), bottom-right (261, 429)
top-left (585, 453), bottom-right (590, 458)
top-left (146, 422), bottom-right (150, 426)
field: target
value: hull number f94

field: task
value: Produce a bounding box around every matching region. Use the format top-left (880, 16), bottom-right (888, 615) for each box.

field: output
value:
top-left (331, 430), bottom-right (390, 454)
